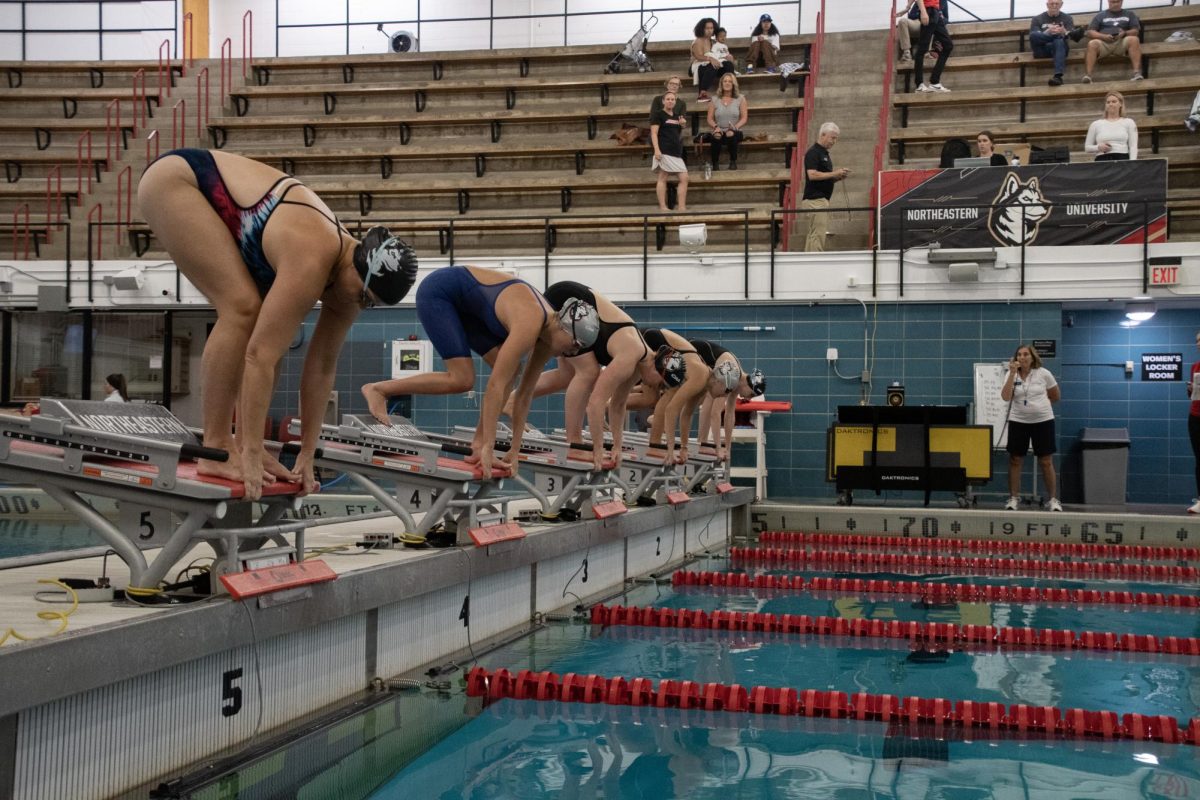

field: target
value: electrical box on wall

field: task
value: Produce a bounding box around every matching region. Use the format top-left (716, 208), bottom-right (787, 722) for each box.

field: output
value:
top-left (391, 339), bottom-right (433, 379)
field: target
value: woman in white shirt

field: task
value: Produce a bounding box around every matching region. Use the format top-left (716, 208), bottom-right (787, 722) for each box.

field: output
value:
top-left (745, 14), bottom-right (781, 73)
top-left (104, 373), bottom-right (129, 402)
top-left (1084, 91), bottom-right (1138, 161)
top-left (1000, 344), bottom-right (1062, 511)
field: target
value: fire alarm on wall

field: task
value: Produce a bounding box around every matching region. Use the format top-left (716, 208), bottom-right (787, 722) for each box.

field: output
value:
top-left (886, 382), bottom-right (905, 407)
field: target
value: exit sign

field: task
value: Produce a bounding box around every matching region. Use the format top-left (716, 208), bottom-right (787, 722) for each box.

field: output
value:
top-left (1149, 256), bottom-right (1182, 287)
top-left (1151, 265), bottom-right (1179, 286)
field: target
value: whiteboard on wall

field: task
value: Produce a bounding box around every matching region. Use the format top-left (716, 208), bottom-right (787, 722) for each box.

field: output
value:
top-left (973, 362), bottom-right (1011, 449)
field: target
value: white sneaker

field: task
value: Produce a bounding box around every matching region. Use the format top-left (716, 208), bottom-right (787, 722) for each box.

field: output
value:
top-left (1188, 499), bottom-right (1200, 514)
top-left (929, 83), bottom-right (951, 92)
top-left (916, 82), bottom-right (935, 93)
top-left (1004, 496), bottom-right (1019, 510)
top-left (1048, 498), bottom-right (1063, 512)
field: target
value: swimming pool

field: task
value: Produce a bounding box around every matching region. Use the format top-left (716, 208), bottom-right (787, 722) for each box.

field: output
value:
top-left (179, 545), bottom-right (1200, 799)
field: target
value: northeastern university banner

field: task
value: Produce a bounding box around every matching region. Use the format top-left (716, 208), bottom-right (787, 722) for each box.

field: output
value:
top-left (878, 160), bottom-right (1167, 249)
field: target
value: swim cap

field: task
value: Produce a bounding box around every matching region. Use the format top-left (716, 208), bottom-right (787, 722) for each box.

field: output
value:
top-left (556, 297), bottom-right (600, 351)
top-left (654, 345), bottom-right (687, 389)
top-left (353, 227), bottom-right (418, 305)
top-left (747, 368), bottom-right (766, 397)
top-left (714, 360), bottom-right (740, 393)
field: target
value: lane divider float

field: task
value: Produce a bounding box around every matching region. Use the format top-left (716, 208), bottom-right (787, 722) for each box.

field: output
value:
top-left (465, 666), bottom-right (1199, 745)
top-left (672, 570), bottom-right (1200, 608)
top-left (730, 547), bottom-right (1199, 583)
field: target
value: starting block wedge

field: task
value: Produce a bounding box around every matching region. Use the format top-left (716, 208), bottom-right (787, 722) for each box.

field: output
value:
top-left (666, 491), bottom-right (691, 506)
top-left (592, 499), bottom-right (628, 519)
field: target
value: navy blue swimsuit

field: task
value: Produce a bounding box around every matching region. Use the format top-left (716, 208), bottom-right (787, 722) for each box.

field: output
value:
top-left (416, 266), bottom-right (546, 359)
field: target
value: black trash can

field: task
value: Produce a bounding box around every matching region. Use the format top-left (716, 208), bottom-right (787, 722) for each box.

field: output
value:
top-left (1079, 428), bottom-right (1130, 505)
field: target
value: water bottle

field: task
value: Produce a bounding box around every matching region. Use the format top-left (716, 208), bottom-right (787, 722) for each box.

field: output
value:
top-left (704, 163), bottom-right (713, 181)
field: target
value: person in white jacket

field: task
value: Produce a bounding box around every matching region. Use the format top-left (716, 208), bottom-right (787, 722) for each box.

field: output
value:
top-left (745, 14), bottom-right (781, 73)
top-left (1085, 91), bottom-right (1138, 160)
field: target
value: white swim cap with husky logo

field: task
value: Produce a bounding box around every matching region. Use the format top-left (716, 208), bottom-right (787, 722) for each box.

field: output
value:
top-left (556, 298), bottom-right (600, 351)
top-left (747, 368), bottom-right (766, 397)
top-left (715, 360), bottom-right (740, 392)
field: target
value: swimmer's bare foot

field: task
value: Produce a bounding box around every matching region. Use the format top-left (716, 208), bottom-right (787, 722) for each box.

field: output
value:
top-left (197, 455), bottom-right (245, 484)
top-left (263, 450), bottom-right (299, 483)
top-left (361, 383), bottom-right (391, 425)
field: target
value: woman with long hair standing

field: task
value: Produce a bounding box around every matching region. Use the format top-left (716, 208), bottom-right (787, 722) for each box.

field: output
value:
top-left (1001, 344), bottom-right (1062, 511)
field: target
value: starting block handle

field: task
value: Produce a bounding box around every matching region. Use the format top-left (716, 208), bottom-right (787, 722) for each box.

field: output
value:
top-left (178, 442), bottom-right (230, 462)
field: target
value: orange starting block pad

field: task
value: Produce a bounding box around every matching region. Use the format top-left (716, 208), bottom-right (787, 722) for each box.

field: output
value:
top-left (592, 499), bottom-right (628, 519)
top-left (715, 482), bottom-right (736, 494)
top-left (735, 400), bottom-right (793, 412)
top-left (666, 491), bottom-right (691, 506)
top-left (220, 559), bottom-right (337, 600)
top-left (0, 398), bottom-right (305, 594)
top-left (469, 521), bottom-right (527, 547)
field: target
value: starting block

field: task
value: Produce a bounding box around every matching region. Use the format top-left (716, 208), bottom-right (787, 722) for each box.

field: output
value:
top-left (0, 399), bottom-right (305, 593)
top-left (435, 424), bottom-right (626, 521)
top-left (556, 428), bottom-right (688, 506)
top-left (293, 415), bottom-right (529, 547)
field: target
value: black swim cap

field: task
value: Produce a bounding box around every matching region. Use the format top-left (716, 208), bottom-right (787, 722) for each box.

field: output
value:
top-left (353, 227), bottom-right (418, 305)
top-left (654, 345), bottom-right (687, 389)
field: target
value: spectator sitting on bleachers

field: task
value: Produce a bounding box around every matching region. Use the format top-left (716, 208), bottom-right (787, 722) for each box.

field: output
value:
top-left (691, 17), bottom-right (731, 101)
top-left (1030, 0), bottom-right (1084, 87)
top-left (1085, 91), bottom-right (1138, 160)
top-left (707, 27), bottom-right (737, 74)
top-left (650, 91), bottom-right (689, 211)
top-left (1083, 0), bottom-right (1143, 83)
top-left (895, 0), bottom-right (921, 62)
top-left (705, 73), bottom-right (749, 171)
top-left (976, 131), bottom-right (1009, 166)
top-left (650, 75), bottom-right (688, 122)
top-left (913, 0), bottom-right (954, 93)
top-left (745, 14), bottom-right (781, 73)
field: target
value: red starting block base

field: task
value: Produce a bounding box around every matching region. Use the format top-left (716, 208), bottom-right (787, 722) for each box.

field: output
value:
top-left (666, 491), bottom-right (691, 506)
top-left (220, 560), bottom-right (336, 600)
top-left (716, 482), bottom-right (735, 494)
top-left (592, 500), bottom-right (628, 519)
top-left (470, 521), bottom-right (526, 547)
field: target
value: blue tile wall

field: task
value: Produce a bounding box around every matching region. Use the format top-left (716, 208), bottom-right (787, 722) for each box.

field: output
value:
top-left (274, 302), bottom-right (1199, 506)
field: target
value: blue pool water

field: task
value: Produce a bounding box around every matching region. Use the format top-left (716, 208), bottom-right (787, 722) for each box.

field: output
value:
top-left (189, 567), bottom-right (1200, 799)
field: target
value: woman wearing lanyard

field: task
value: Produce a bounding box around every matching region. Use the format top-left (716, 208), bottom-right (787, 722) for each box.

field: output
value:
top-left (1001, 344), bottom-right (1062, 511)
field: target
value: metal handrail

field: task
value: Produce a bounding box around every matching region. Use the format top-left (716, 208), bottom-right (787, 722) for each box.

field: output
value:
top-left (182, 11), bottom-right (194, 71)
top-left (172, 99), bottom-right (187, 149)
top-left (146, 130), bottom-right (160, 169)
top-left (242, 11), bottom-right (254, 79)
top-left (157, 39), bottom-right (172, 100)
top-left (75, 130), bottom-right (92, 202)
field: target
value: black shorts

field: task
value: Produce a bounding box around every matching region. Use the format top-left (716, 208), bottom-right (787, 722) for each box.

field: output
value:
top-left (1007, 418), bottom-right (1056, 457)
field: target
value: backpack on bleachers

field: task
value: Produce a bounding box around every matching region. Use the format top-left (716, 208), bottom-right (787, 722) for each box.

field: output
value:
top-left (939, 138), bottom-right (972, 168)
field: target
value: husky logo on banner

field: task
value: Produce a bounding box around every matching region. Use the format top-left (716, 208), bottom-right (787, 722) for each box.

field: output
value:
top-left (987, 173), bottom-right (1052, 247)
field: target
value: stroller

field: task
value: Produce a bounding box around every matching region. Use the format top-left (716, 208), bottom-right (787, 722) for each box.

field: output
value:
top-left (604, 15), bottom-right (658, 74)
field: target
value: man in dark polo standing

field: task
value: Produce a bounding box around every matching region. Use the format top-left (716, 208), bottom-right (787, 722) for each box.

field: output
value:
top-left (800, 122), bottom-right (850, 252)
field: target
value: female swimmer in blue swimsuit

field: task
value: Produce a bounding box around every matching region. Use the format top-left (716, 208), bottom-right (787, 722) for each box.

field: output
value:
top-left (138, 149), bottom-right (416, 500)
top-left (360, 266), bottom-right (588, 475)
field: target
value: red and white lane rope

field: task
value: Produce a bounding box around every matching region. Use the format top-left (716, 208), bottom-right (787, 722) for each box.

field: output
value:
top-left (672, 570), bottom-right (1200, 609)
top-left (759, 531), bottom-right (1200, 562)
top-left (729, 547), bottom-right (1200, 583)
top-left (465, 666), bottom-right (1199, 746)
top-left (589, 603), bottom-right (1200, 655)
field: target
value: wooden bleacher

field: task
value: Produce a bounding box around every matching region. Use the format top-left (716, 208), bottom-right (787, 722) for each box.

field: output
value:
top-left (888, 4), bottom-right (1200, 238)
top-left (0, 33), bottom-right (812, 259)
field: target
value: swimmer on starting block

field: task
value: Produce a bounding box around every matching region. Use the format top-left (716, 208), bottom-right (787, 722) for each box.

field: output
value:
top-left (138, 148), bottom-right (418, 499)
top-left (360, 266), bottom-right (592, 476)
top-left (640, 327), bottom-right (711, 466)
top-left (690, 339), bottom-right (766, 463)
top-left (513, 281), bottom-right (665, 472)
